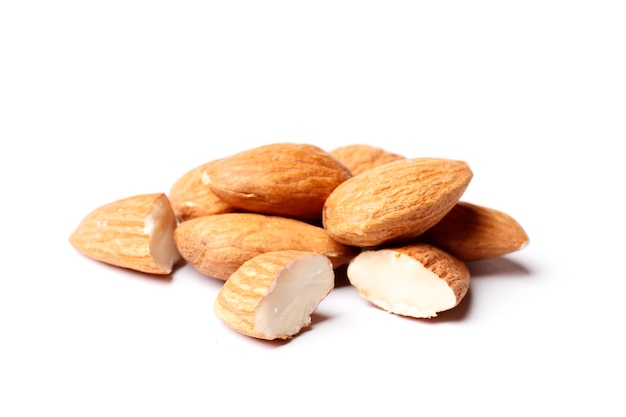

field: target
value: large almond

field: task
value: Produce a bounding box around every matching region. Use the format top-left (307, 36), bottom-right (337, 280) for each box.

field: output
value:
top-left (203, 143), bottom-right (352, 219)
top-left (174, 212), bottom-right (359, 280)
top-left (322, 158), bottom-right (473, 247)
top-left (419, 201), bottom-right (529, 261)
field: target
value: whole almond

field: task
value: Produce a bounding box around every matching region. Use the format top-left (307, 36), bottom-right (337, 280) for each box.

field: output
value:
top-left (169, 159), bottom-right (235, 222)
top-left (419, 201), bottom-right (529, 261)
top-left (323, 158), bottom-right (473, 247)
top-left (69, 193), bottom-right (181, 274)
top-left (329, 144), bottom-right (405, 175)
top-left (214, 250), bottom-right (335, 340)
top-left (174, 212), bottom-right (359, 280)
top-left (347, 243), bottom-right (470, 318)
top-left (203, 143), bottom-right (352, 219)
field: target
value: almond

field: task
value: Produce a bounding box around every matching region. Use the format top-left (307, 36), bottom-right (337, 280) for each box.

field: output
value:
top-left (329, 144), bottom-right (405, 175)
top-left (203, 142), bottom-right (352, 220)
top-left (69, 193), bottom-right (181, 274)
top-left (214, 250), bottom-right (335, 340)
top-left (174, 212), bottom-right (359, 280)
top-left (323, 158), bottom-right (473, 247)
top-left (347, 243), bottom-right (470, 318)
top-left (419, 201), bottom-right (529, 261)
top-left (169, 159), bottom-right (235, 222)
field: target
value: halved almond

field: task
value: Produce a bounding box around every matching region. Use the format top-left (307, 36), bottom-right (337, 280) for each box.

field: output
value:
top-left (214, 250), bottom-right (335, 340)
top-left (69, 193), bottom-right (181, 274)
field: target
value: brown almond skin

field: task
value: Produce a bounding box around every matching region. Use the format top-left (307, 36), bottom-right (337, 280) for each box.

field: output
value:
top-left (69, 193), bottom-right (180, 274)
top-left (329, 144), bottom-right (405, 175)
top-left (169, 159), bottom-right (235, 222)
top-left (203, 143), bottom-right (352, 220)
top-left (418, 201), bottom-right (530, 261)
top-left (174, 212), bottom-right (359, 280)
top-left (323, 158), bottom-right (473, 247)
top-left (392, 243), bottom-right (470, 306)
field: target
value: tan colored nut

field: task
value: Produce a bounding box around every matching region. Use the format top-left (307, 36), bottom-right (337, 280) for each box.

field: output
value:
top-left (329, 144), bottom-right (405, 175)
top-left (419, 201), bottom-right (529, 261)
top-left (214, 250), bottom-right (335, 340)
top-left (69, 193), bottom-right (181, 274)
top-left (169, 159), bottom-right (235, 222)
top-left (323, 158), bottom-right (473, 247)
top-left (174, 212), bottom-right (359, 280)
top-left (203, 142), bottom-right (352, 220)
top-left (347, 243), bottom-right (470, 318)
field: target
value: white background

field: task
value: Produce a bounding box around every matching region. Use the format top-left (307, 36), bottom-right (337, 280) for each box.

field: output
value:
top-left (1, 1), bottom-right (625, 416)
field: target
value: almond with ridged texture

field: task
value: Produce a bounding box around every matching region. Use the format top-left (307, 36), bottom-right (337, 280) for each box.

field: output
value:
top-left (323, 158), bottom-right (473, 247)
top-left (329, 144), bottom-right (405, 175)
top-left (347, 243), bottom-right (470, 318)
top-left (69, 193), bottom-right (181, 274)
top-left (169, 159), bottom-right (235, 222)
top-left (174, 212), bottom-right (358, 280)
top-left (203, 143), bottom-right (352, 220)
top-left (214, 250), bottom-right (335, 340)
top-left (419, 201), bottom-right (529, 261)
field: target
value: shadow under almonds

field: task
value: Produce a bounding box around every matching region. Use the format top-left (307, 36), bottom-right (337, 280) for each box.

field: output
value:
top-left (466, 256), bottom-right (533, 279)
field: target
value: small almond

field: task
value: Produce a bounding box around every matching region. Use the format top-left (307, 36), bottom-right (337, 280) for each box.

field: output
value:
top-left (203, 143), bottom-right (352, 219)
top-left (329, 144), bottom-right (405, 175)
top-left (169, 159), bottom-right (236, 222)
top-left (69, 193), bottom-right (181, 274)
top-left (214, 250), bottom-right (335, 340)
top-left (323, 158), bottom-right (473, 247)
top-left (419, 201), bottom-right (529, 261)
top-left (174, 212), bottom-right (359, 280)
top-left (347, 243), bottom-right (470, 318)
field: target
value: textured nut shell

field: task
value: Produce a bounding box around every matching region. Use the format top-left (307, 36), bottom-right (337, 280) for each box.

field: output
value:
top-left (174, 212), bottom-right (359, 280)
top-left (323, 158), bottom-right (473, 247)
top-left (169, 160), bottom-right (235, 222)
top-left (69, 193), bottom-right (179, 274)
top-left (329, 144), bottom-right (405, 175)
top-left (391, 243), bottom-right (470, 306)
top-left (214, 250), bottom-right (331, 340)
top-left (419, 201), bottom-right (530, 261)
top-left (204, 143), bottom-right (352, 219)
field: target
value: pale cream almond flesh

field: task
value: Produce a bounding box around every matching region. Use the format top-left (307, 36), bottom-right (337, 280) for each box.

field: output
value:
top-left (347, 243), bottom-right (470, 318)
top-left (69, 193), bottom-right (181, 274)
top-left (214, 250), bottom-right (335, 340)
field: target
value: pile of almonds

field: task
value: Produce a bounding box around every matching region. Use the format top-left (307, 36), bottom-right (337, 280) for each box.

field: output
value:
top-left (69, 143), bottom-right (529, 341)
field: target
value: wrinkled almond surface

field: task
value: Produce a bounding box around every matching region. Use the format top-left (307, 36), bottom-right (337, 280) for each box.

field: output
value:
top-left (329, 144), bottom-right (405, 175)
top-left (323, 158), bottom-right (473, 247)
top-left (69, 193), bottom-right (181, 274)
top-left (419, 201), bottom-right (529, 261)
top-left (174, 212), bottom-right (359, 280)
top-left (203, 143), bottom-right (352, 219)
top-left (169, 159), bottom-right (235, 222)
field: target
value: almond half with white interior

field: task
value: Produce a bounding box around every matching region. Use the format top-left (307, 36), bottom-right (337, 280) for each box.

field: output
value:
top-left (347, 243), bottom-right (469, 318)
top-left (69, 193), bottom-right (181, 274)
top-left (214, 250), bottom-right (335, 340)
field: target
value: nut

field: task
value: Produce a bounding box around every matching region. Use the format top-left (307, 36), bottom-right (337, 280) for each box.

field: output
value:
top-left (329, 144), bottom-right (405, 175)
top-left (168, 159), bottom-right (235, 222)
top-left (419, 201), bottom-right (530, 261)
top-left (203, 142), bottom-right (352, 219)
top-left (69, 193), bottom-right (181, 274)
top-left (323, 157), bottom-right (473, 247)
top-left (347, 243), bottom-right (470, 318)
top-left (214, 250), bottom-right (335, 340)
top-left (174, 212), bottom-right (359, 280)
